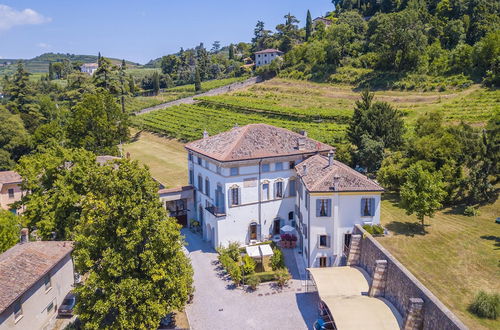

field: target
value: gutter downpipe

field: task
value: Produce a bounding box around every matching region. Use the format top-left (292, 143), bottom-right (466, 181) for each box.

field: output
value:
top-left (307, 190), bottom-right (311, 268)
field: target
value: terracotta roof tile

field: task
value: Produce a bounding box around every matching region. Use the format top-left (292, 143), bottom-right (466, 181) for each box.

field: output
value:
top-left (0, 241), bottom-right (73, 313)
top-left (255, 49), bottom-right (283, 54)
top-left (296, 154), bottom-right (384, 192)
top-left (185, 124), bottom-right (333, 162)
top-left (158, 185), bottom-right (193, 195)
top-left (0, 171), bottom-right (21, 184)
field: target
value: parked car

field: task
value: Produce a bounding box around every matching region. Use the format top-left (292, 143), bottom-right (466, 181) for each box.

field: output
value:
top-left (58, 293), bottom-right (76, 317)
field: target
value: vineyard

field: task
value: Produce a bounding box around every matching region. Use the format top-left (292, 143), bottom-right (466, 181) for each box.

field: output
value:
top-left (132, 78), bottom-right (499, 144)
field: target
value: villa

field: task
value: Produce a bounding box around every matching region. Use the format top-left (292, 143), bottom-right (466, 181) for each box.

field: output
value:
top-left (185, 124), bottom-right (383, 268)
top-left (80, 63), bottom-right (98, 75)
top-left (254, 49), bottom-right (283, 67)
top-left (0, 171), bottom-right (23, 214)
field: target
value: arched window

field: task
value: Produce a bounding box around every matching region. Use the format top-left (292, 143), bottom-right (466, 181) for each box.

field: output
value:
top-left (249, 222), bottom-right (258, 240)
top-left (229, 185), bottom-right (240, 206)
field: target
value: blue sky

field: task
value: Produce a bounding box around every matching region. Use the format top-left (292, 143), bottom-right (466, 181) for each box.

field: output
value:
top-left (0, 1), bottom-right (333, 64)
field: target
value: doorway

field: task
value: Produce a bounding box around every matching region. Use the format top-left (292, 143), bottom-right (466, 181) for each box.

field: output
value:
top-left (319, 256), bottom-right (327, 268)
top-left (250, 223), bottom-right (257, 240)
top-left (273, 219), bottom-right (281, 235)
top-left (343, 233), bottom-right (352, 256)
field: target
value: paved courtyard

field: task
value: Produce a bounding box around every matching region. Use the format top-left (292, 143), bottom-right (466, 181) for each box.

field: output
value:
top-left (183, 229), bottom-right (319, 330)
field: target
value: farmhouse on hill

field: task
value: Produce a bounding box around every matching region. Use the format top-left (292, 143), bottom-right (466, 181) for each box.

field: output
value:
top-left (0, 171), bottom-right (23, 214)
top-left (184, 123), bottom-right (383, 268)
top-left (80, 62), bottom-right (98, 75)
top-left (254, 49), bottom-right (283, 67)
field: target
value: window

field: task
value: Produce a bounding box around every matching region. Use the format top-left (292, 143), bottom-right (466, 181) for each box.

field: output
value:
top-left (189, 169), bottom-right (194, 185)
top-left (262, 182), bottom-right (270, 200)
top-left (261, 163), bottom-right (270, 172)
top-left (46, 300), bottom-right (55, 314)
top-left (343, 233), bottom-right (352, 256)
top-left (216, 166), bottom-right (221, 174)
top-left (303, 224), bottom-right (308, 239)
top-left (275, 162), bottom-right (283, 171)
top-left (13, 301), bottom-right (22, 321)
top-left (188, 153), bottom-right (193, 161)
top-left (289, 161), bottom-right (296, 169)
top-left (275, 181), bottom-right (283, 198)
top-left (216, 184), bottom-right (225, 212)
top-left (230, 186), bottom-right (240, 206)
top-left (316, 199), bottom-right (332, 217)
top-left (198, 175), bottom-right (203, 193)
top-left (230, 167), bottom-right (239, 176)
top-left (288, 211), bottom-right (294, 220)
top-left (305, 192), bottom-right (310, 210)
top-left (319, 256), bottom-right (328, 268)
top-left (361, 198), bottom-right (375, 217)
top-left (197, 157), bottom-right (202, 166)
top-left (249, 223), bottom-right (257, 240)
top-left (319, 235), bottom-right (329, 248)
top-left (204, 159), bottom-right (209, 168)
top-left (289, 179), bottom-right (296, 197)
top-left (8, 188), bottom-right (14, 198)
top-left (205, 178), bottom-right (210, 198)
top-left (44, 275), bottom-right (52, 292)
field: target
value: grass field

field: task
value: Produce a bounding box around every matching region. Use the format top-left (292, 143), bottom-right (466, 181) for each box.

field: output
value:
top-left (123, 130), bottom-right (187, 187)
top-left (133, 78), bottom-right (499, 144)
top-left (378, 194), bottom-right (500, 329)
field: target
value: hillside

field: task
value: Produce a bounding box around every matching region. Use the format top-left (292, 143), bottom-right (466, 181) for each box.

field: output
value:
top-left (0, 53), bottom-right (140, 75)
top-left (133, 78), bottom-right (499, 144)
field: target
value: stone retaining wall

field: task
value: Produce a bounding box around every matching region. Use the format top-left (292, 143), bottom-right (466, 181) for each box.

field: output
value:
top-left (353, 225), bottom-right (468, 330)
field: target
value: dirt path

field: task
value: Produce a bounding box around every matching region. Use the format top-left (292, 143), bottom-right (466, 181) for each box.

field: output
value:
top-left (134, 77), bottom-right (262, 115)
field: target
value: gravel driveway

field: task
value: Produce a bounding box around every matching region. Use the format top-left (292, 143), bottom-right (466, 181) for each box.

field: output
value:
top-left (183, 229), bottom-right (318, 330)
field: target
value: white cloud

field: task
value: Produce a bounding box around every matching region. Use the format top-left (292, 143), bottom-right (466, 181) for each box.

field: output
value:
top-left (37, 42), bottom-right (51, 49)
top-left (0, 4), bottom-right (51, 31)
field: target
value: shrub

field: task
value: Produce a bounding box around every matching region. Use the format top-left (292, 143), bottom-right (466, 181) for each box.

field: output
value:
top-left (469, 291), bottom-right (499, 319)
top-left (246, 274), bottom-right (261, 290)
top-left (464, 206), bottom-right (480, 217)
top-left (244, 271), bottom-right (277, 283)
top-left (270, 248), bottom-right (285, 271)
top-left (228, 263), bottom-right (242, 286)
top-left (227, 241), bottom-right (241, 262)
top-left (362, 224), bottom-right (385, 235)
top-left (241, 255), bottom-right (256, 275)
top-left (275, 268), bottom-right (291, 287)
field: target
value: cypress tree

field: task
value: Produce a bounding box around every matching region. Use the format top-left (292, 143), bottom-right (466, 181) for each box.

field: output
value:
top-left (48, 62), bottom-right (54, 80)
top-left (194, 66), bottom-right (202, 92)
top-left (97, 52), bottom-right (102, 67)
top-left (306, 10), bottom-right (313, 41)
top-left (229, 43), bottom-right (235, 60)
top-left (152, 71), bottom-right (160, 95)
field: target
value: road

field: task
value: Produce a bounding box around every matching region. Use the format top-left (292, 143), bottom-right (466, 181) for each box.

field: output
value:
top-left (134, 77), bottom-right (262, 115)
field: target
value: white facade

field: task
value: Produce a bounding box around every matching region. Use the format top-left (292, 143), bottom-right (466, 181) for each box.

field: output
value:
top-left (0, 254), bottom-right (74, 330)
top-left (189, 152), bottom-right (303, 249)
top-left (255, 51), bottom-right (283, 67)
top-left (297, 188), bottom-right (382, 268)
top-left (80, 63), bottom-right (98, 75)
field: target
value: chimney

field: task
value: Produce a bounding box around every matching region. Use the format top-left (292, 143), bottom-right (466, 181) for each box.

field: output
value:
top-left (302, 164), bottom-right (307, 176)
top-left (20, 228), bottom-right (29, 244)
top-left (298, 137), bottom-right (306, 150)
top-left (203, 130), bottom-right (209, 139)
top-left (328, 150), bottom-right (335, 167)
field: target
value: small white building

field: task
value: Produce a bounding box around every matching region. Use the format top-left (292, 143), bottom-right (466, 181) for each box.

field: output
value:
top-left (0, 171), bottom-right (24, 214)
top-left (80, 63), bottom-right (98, 75)
top-left (0, 237), bottom-right (74, 330)
top-left (184, 124), bottom-right (383, 269)
top-left (295, 152), bottom-right (383, 268)
top-left (313, 17), bottom-right (333, 27)
top-left (254, 49), bottom-right (284, 67)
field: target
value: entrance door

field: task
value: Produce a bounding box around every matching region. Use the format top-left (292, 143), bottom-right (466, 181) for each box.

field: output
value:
top-left (319, 256), bottom-right (327, 268)
top-left (250, 223), bottom-right (257, 240)
top-left (176, 215), bottom-right (188, 227)
top-left (273, 219), bottom-right (281, 235)
top-left (343, 234), bottom-right (352, 256)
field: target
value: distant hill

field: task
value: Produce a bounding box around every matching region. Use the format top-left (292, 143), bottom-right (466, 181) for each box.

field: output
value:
top-left (0, 53), bottom-right (140, 75)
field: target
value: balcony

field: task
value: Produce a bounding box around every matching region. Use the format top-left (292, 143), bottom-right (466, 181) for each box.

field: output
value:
top-left (205, 203), bottom-right (226, 217)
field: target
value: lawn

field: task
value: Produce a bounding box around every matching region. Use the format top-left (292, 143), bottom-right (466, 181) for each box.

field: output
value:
top-left (378, 194), bottom-right (500, 330)
top-left (123, 130), bottom-right (187, 188)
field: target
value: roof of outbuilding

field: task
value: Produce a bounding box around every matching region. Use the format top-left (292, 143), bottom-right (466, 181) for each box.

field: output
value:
top-left (95, 155), bottom-right (120, 165)
top-left (0, 241), bottom-right (73, 313)
top-left (295, 154), bottom-right (384, 192)
top-left (0, 171), bottom-right (22, 185)
top-left (185, 124), bottom-right (333, 162)
top-left (255, 49), bottom-right (284, 54)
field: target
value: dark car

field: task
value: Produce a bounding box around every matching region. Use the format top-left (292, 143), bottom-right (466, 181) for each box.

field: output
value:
top-left (58, 293), bottom-right (76, 317)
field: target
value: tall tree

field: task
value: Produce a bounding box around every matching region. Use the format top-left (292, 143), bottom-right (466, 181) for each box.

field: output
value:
top-left (194, 66), bottom-right (202, 92)
top-left (228, 43), bottom-right (235, 60)
top-left (152, 71), bottom-right (160, 95)
top-left (73, 159), bottom-right (193, 329)
top-left (0, 210), bottom-right (19, 253)
top-left (305, 10), bottom-right (313, 41)
top-left (67, 90), bottom-right (129, 155)
top-left (48, 62), bottom-right (54, 80)
top-left (400, 163), bottom-right (446, 229)
top-left (211, 41), bottom-right (221, 53)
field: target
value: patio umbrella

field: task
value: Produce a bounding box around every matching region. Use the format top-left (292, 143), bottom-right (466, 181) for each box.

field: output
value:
top-left (281, 225), bottom-right (295, 233)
